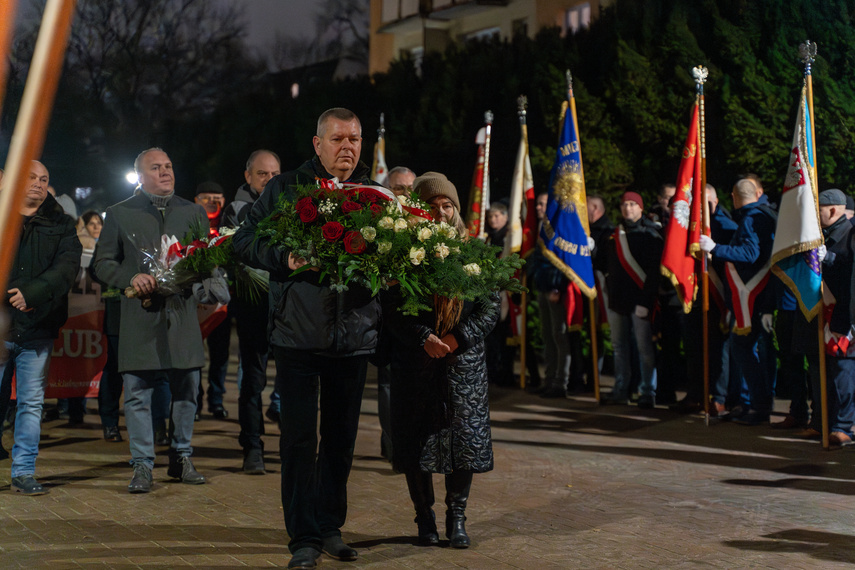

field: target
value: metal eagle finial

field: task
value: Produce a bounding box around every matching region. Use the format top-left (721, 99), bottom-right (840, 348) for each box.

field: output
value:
top-left (799, 40), bottom-right (818, 75)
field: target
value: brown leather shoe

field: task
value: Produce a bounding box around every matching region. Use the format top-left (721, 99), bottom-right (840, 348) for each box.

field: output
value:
top-left (796, 428), bottom-right (822, 440)
top-left (829, 431), bottom-right (853, 446)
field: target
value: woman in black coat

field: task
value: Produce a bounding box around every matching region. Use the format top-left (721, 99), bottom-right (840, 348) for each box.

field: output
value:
top-left (385, 172), bottom-right (499, 549)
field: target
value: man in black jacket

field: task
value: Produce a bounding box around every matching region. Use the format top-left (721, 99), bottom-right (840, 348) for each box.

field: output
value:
top-left (222, 149), bottom-right (282, 474)
top-left (602, 191), bottom-right (663, 408)
top-left (232, 108), bottom-right (379, 570)
top-left (1, 160), bottom-right (81, 495)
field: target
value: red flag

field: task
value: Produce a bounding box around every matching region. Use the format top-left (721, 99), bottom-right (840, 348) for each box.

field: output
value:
top-left (660, 100), bottom-right (703, 313)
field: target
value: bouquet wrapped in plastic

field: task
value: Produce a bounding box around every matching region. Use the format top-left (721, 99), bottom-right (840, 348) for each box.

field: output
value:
top-left (256, 179), bottom-right (525, 315)
top-left (120, 224), bottom-right (267, 308)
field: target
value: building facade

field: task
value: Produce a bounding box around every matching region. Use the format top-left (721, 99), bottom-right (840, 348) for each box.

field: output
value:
top-left (369, 0), bottom-right (613, 75)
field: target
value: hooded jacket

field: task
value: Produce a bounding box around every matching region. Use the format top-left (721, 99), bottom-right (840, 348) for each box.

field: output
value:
top-left (6, 193), bottom-right (81, 347)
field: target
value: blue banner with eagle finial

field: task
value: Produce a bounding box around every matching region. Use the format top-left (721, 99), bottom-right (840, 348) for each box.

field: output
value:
top-left (538, 90), bottom-right (595, 299)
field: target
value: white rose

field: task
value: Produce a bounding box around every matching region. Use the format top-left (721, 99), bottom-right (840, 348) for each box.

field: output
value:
top-left (434, 243), bottom-right (450, 259)
top-left (377, 241), bottom-right (392, 254)
top-left (378, 216), bottom-right (394, 230)
top-left (394, 218), bottom-right (408, 232)
top-left (418, 227), bottom-right (433, 241)
top-left (463, 263), bottom-right (481, 276)
top-left (360, 226), bottom-right (377, 242)
top-left (409, 246), bottom-right (426, 265)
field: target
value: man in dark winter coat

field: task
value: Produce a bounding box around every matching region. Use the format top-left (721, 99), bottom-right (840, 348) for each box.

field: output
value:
top-left (601, 191), bottom-right (663, 408)
top-left (1, 160), bottom-right (81, 495)
top-left (699, 178), bottom-right (777, 425)
top-left (221, 149), bottom-right (282, 474)
top-left (232, 108), bottom-right (380, 570)
top-left (93, 148), bottom-right (213, 494)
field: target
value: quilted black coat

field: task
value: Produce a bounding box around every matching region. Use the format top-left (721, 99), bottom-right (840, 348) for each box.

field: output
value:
top-left (384, 291), bottom-right (499, 474)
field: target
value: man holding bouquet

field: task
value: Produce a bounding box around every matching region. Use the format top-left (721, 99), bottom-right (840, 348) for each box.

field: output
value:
top-left (93, 148), bottom-right (210, 493)
top-left (233, 108), bottom-right (380, 570)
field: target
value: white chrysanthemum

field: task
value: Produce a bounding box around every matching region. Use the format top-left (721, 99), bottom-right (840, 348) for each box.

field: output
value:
top-left (463, 263), bottom-right (481, 276)
top-left (360, 226), bottom-right (377, 241)
top-left (378, 216), bottom-right (394, 230)
top-left (377, 241), bottom-right (392, 254)
top-left (418, 227), bottom-right (433, 241)
top-left (409, 246), bottom-right (426, 265)
top-left (394, 218), bottom-right (408, 232)
top-left (434, 243), bottom-right (450, 259)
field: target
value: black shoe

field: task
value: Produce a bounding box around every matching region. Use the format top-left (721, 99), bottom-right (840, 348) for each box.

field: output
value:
top-left (210, 405), bottom-right (229, 420)
top-left (265, 406), bottom-right (281, 427)
top-left (167, 456), bottom-right (207, 484)
top-left (242, 448), bottom-right (265, 474)
top-left (719, 405), bottom-right (746, 422)
top-left (128, 464), bottom-right (152, 494)
top-left (288, 547), bottom-right (321, 569)
top-left (103, 425), bottom-right (123, 442)
top-left (415, 510), bottom-right (440, 546)
top-left (321, 535), bottom-right (357, 561)
top-left (637, 395), bottom-right (656, 410)
top-left (669, 398), bottom-right (703, 414)
top-left (539, 386), bottom-right (568, 399)
top-left (11, 475), bottom-right (48, 495)
top-left (446, 513), bottom-right (470, 548)
top-left (600, 393), bottom-right (629, 405)
top-left (154, 428), bottom-right (170, 447)
top-left (732, 409), bottom-right (770, 426)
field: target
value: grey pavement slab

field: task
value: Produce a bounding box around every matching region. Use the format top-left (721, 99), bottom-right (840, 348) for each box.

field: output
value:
top-left (2, 358), bottom-right (855, 569)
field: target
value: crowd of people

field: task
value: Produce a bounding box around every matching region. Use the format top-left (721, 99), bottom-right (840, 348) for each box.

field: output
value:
top-left (1, 105), bottom-right (853, 570)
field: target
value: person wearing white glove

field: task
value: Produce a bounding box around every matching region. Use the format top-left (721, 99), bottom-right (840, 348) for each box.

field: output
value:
top-left (602, 191), bottom-right (662, 409)
top-left (699, 234), bottom-right (716, 253)
top-left (708, 178), bottom-right (776, 426)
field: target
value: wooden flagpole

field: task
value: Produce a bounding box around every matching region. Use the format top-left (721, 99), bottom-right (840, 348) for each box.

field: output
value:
top-left (693, 66), bottom-right (710, 423)
top-left (518, 96), bottom-right (529, 390)
top-left (0, 0), bottom-right (77, 335)
top-left (0, 0), bottom-right (19, 119)
top-left (800, 41), bottom-right (829, 450)
top-left (566, 70), bottom-right (600, 399)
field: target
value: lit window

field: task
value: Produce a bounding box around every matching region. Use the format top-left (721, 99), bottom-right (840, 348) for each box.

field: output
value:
top-left (565, 2), bottom-right (591, 35)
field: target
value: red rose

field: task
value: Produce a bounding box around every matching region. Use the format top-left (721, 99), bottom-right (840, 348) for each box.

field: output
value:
top-left (299, 204), bottom-right (317, 223)
top-left (369, 203), bottom-right (384, 215)
top-left (296, 196), bottom-right (314, 210)
top-left (341, 200), bottom-right (363, 214)
top-left (343, 230), bottom-right (366, 254)
top-left (322, 221), bottom-right (344, 241)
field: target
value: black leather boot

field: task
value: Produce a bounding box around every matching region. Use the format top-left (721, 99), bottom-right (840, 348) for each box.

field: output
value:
top-left (444, 469), bottom-right (473, 548)
top-left (405, 470), bottom-right (439, 545)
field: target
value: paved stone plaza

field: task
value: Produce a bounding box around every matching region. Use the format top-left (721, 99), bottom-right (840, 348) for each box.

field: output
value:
top-left (2, 356), bottom-right (855, 569)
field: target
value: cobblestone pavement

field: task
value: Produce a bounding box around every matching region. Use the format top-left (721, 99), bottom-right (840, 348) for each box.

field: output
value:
top-left (2, 357), bottom-right (855, 568)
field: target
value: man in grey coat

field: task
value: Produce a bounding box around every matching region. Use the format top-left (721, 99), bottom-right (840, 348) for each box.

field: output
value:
top-left (93, 148), bottom-right (209, 493)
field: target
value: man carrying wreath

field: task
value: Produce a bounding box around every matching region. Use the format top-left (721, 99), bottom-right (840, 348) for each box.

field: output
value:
top-left (232, 108), bottom-right (380, 570)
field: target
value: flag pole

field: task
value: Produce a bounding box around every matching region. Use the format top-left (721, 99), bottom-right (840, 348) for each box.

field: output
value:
top-left (800, 41), bottom-right (829, 451)
top-left (517, 95), bottom-right (529, 390)
top-left (565, 69), bottom-right (601, 400)
top-left (480, 111), bottom-right (494, 241)
top-left (0, 0), bottom-right (77, 343)
top-left (693, 66), bottom-right (710, 423)
top-left (0, 0), bottom-right (19, 119)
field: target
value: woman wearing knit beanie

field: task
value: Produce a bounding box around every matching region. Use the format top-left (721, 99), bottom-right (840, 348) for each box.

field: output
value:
top-left (383, 171), bottom-right (498, 549)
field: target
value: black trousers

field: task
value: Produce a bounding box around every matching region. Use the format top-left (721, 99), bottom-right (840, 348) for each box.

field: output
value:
top-left (235, 296), bottom-right (270, 452)
top-left (273, 347), bottom-right (367, 553)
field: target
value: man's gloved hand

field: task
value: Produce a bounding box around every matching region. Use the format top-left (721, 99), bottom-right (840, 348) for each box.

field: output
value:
top-left (816, 244), bottom-right (827, 263)
top-left (587, 236), bottom-right (596, 250)
top-left (634, 305), bottom-right (649, 319)
top-left (761, 313), bottom-right (774, 333)
top-left (699, 235), bottom-right (717, 253)
top-left (193, 268), bottom-right (231, 305)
